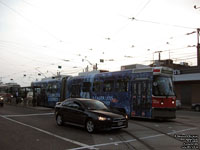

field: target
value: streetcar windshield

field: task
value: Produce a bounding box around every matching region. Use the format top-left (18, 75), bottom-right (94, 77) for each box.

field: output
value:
top-left (153, 76), bottom-right (175, 96)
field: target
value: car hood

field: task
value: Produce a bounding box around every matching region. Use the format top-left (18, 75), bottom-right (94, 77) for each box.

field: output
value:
top-left (90, 110), bottom-right (124, 118)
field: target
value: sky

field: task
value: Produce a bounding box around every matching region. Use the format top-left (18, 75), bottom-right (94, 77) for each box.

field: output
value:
top-left (0, 0), bottom-right (200, 86)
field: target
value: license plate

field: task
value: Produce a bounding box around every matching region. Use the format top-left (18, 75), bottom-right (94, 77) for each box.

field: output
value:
top-left (118, 122), bottom-right (123, 126)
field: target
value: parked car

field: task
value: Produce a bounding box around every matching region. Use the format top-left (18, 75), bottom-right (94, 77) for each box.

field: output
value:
top-left (192, 103), bottom-right (200, 112)
top-left (55, 98), bottom-right (128, 133)
top-left (0, 96), bottom-right (4, 106)
top-left (176, 99), bottom-right (181, 109)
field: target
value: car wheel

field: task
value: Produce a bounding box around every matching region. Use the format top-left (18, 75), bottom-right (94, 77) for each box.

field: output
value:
top-left (56, 115), bottom-right (63, 126)
top-left (86, 119), bottom-right (95, 133)
top-left (195, 106), bottom-right (200, 112)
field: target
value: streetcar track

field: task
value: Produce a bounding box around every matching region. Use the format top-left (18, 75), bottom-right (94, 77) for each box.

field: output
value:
top-left (129, 119), bottom-right (180, 142)
top-left (121, 130), bottom-right (155, 150)
top-left (116, 133), bottom-right (137, 150)
top-left (173, 119), bottom-right (198, 128)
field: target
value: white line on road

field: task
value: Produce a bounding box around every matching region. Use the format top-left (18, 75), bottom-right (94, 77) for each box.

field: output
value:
top-left (1, 116), bottom-right (90, 148)
top-left (167, 127), bottom-right (198, 135)
top-left (1, 113), bottom-right (198, 150)
top-left (68, 127), bottom-right (198, 150)
top-left (1, 113), bottom-right (54, 117)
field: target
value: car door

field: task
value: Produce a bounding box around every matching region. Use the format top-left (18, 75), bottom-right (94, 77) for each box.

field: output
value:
top-left (67, 102), bottom-right (86, 126)
top-left (61, 100), bottom-right (74, 122)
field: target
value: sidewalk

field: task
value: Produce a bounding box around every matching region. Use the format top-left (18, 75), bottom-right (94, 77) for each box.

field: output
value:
top-left (5, 102), bottom-right (54, 111)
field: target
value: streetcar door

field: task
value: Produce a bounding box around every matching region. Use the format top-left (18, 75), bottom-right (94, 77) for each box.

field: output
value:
top-left (131, 80), bottom-right (149, 117)
top-left (33, 86), bottom-right (42, 106)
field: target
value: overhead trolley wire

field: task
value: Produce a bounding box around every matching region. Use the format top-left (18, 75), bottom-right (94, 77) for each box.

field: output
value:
top-left (0, 0), bottom-right (62, 42)
top-left (135, 0), bottom-right (151, 18)
top-left (134, 18), bottom-right (196, 30)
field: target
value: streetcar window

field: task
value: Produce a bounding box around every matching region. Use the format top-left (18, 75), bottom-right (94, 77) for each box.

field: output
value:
top-left (82, 82), bottom-right (91, 92)
top-left (36, 88), bottom-right (41, 94)
top-left (153, 76), bottom-right (175, 96)
top-left (71, 84), bottom-right (80, 98)
top-left (133, 83), bottom-right (137, 95)
top-left (41, 83), bottom-right (47, 89)
top-left (147, 83), bottom-right (151, 96)
top-left (142, 82), bottom-right (146, 93)
top-left (116, 80), bottom-right (128, 92)
top-left (52, 83), bottom-right (58, 93)
top-left (93, 82), bottom-right (101, 92)
top-left (138, 83), bottom-right (141, 96)
top-left (103, 80), bottom-right (114, 92)
top-left (47, 84), bottom-right (52, 92)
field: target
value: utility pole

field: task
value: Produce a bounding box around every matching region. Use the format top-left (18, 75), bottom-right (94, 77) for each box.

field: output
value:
top-left (197, 28), bottom-right (200, 67)
top-left (154, 51), bottom-right (162, 66)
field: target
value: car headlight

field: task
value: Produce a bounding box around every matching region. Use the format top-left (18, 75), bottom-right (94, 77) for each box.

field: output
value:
top-left (0, 97), bottom-right (3, 100)
top-left (125, 115), bottom-right (128, 119)
top-left (98, 116), bottom-right (110, 121)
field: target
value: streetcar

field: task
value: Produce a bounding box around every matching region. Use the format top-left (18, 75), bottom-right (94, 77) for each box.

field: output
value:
top-left (31, 76), bottom-right (69, 107)
top-left (31, 67), bottom-right (176, 119)
top-left (65, 67), bottom-right (176, 119)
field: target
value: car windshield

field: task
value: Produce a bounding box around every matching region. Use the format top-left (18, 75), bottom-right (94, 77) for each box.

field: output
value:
top-left (153, 76), bottom-right (175, 96)
top-left (82, 100), bottom-right (108, 110)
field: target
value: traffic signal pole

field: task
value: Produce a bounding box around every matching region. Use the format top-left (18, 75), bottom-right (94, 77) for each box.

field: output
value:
top-left (197, 28), bottom-right (200, 67)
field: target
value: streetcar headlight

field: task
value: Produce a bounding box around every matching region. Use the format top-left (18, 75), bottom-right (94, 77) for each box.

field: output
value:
top-left (0, 97), bottom-right (3, 100)
top-left (161, 101), bottom-right (164, 105)
top-left (125, 115), bottom-right (128, 119)
top-left (172, 100), bottom-right (175, 104)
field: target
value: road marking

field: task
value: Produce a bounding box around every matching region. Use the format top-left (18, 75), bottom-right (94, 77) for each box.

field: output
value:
top-left (68, 127), bottom-right (198, 150)
top-left (1, 113), bottom-right (198, 150)
top-left (167, 127), bottom-right (198, 135)
top-left (154, 124), bottom-right (159, 127)
top-left (1, 116), bottom-right (90, 148)
top-left (68, 139), bottom-right (137, 150)
top-left (1, 113), bottom-right (54, 117)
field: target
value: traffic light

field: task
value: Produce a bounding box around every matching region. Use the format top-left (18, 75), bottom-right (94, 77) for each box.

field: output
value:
top-left (100, 59), bottom-right (104, 63)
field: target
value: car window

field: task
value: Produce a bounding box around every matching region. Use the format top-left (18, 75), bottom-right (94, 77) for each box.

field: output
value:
top-left (62, 101), bottom-right (81, 110)
top-left (83, 100), bottom-right (108, 110)
top-left (67, 102), bottom-right (81, 109)
top-left (62, 100), bottom-right (72, 106)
